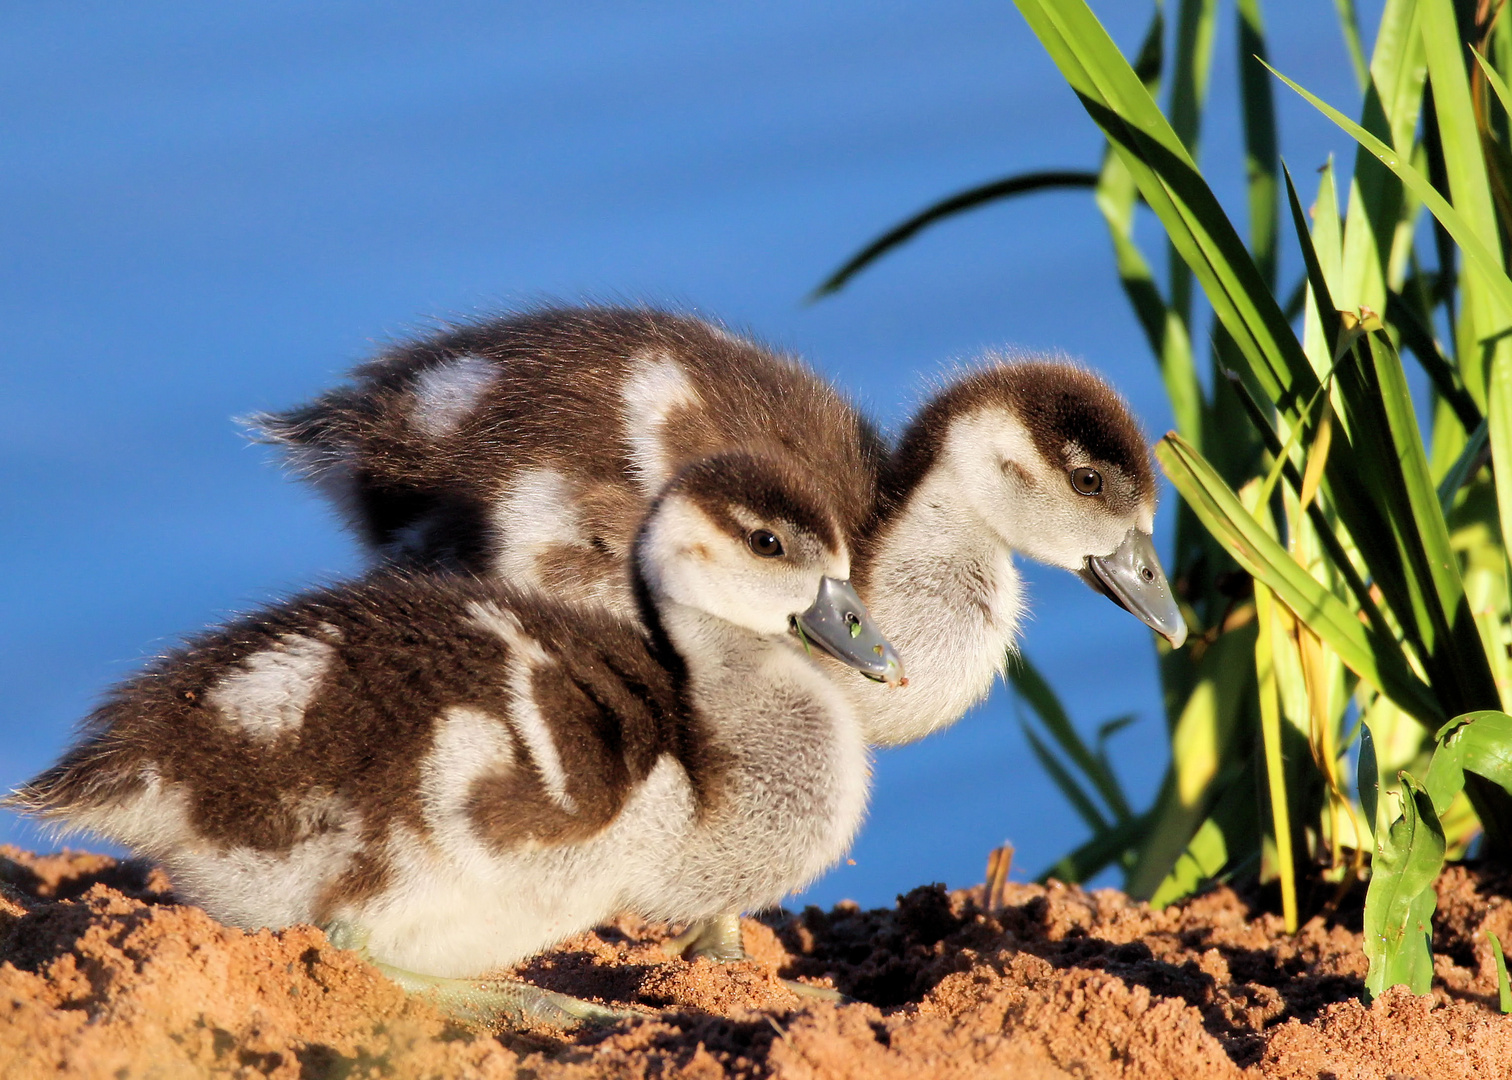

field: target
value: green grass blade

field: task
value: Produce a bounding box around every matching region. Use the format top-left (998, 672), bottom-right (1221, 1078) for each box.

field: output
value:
top-left (1157, 432), bottom-right (1443, 726)
top-left (1387, 285), bottom-right (1484, 432)
top-left (1285, 147), bottom-right (1499, 716)
top-left (1496, 3), bottom-right (1512, 145)
top-left (1362, 772), bottom-right (1445, 1003)
top-left (1148, 813), bottom-right (1229, 908)
top-left (1237, 0), bottom-right (1279, 287)
top-left (1281, 161), bottom-right (1426, 637)
top-left (1471, 49), bottom-right (1512, 121)
top-left (1301, 159), bottom-right (1343, 376)
top-left (1420, 0), bottom-right (1509, 405)
top-left (1097, 157), bottom-right (1204, 446)
top-left (1221, 371), bottom-right (1390, 635)
top-left (1342, 328), bottom-right (1499, 711)
top-left (1256, 581), bottom-right (1300, 931)
top-left (1490, 931), bottom-right (1512, 1014)
top-left (1015, 0), bottom-right (1319, 419)
top-left (1018, 0), bottom-right (1439, 690)
top-left (1331, 0), bottom-right (1370, 92)
top-left (1147, 758), bottom-right (1264, 908)
top-left (1490, 353), bottom-right (1512, 594)
top-left (808, 170), bottom-right (1099, 299)
top-left (1471, 44), bottom-right (1512, 248)
top-left (1022, 723), bottom-right (1110, 832)
top-left (1170, 0), bottom-right (1217, 154)
top-left (1336, 0), bottom-right (1426, 315)
top-left (1359, 719), bottom-right (1380, 838)
top-left (1126, 626), bottom-right (1255, 900)
top-left (1009, 653), bottom-right (1132, 820)
top-left (1036, 813), bottom-right (1146, 885)
top-left (1092, 7), bottom-right (1204, 446)
top-left (1419, 3), bottom-right (1501, 247)
top-left (1437, 417), bottom-right (1489, 514)
top-left (1167, 0), bottom-right (1219, 322)
top-left (1269, 63), bottom-right (1512, 320)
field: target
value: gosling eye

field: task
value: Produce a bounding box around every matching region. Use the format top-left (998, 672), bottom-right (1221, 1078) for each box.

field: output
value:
top-left (1070, 467), bottom-right (1103, 496)
top-left (747, 529), bottom-right (784, 557)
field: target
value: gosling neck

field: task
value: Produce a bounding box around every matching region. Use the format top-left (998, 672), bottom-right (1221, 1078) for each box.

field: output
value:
top-left (849, 456), bottom-right (1025, 748)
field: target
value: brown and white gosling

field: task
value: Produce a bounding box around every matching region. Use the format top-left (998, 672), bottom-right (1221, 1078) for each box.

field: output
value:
top-left (253, 306), bottom-right (1185, 753)
top-left (8, 453), bottom-right (902, 1027)
top-left (253, 307), bottom-right (1182, 963)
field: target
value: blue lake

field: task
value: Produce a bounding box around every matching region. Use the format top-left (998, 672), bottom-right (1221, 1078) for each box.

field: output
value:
top-left (0, 1), bottom-right (1380, 908)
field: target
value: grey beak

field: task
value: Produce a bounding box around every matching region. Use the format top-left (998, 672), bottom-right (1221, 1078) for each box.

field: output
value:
top-left (1078, 528), bottom-right (1188, 648)
top-left (793, 577), bottom-right (906, 685)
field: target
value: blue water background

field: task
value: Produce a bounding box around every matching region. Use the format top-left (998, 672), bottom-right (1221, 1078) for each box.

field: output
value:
top-left (1, 1), bottom-right (1385, 908)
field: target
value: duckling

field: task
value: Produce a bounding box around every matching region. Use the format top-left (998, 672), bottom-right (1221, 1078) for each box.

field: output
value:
top-left (850, 360), bottom-right (1185, 747)
top-left (9, 453), bottom-right (903, 1028)
top-left (254, 306), bottom-right (1183, 752)
top-left (254, 306), bottom-right (884, 619)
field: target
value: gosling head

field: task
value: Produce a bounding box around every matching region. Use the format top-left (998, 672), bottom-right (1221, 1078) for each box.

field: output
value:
top-left (637, 453), bottom-right (905, 683)
top-left (890, 360), bottom-right (1186, 648)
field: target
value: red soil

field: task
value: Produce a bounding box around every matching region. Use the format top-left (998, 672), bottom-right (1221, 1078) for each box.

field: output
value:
top-left (2, 846), bottom-right (1509, 1078)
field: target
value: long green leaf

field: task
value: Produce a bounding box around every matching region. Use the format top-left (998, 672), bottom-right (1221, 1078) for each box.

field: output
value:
top-left (1420, 0), bottom-right (1509, 407)
top-left (1280, 166), bottom-right (1435, 656)
top-left (1387, 285), bottom-right (1484, 432)
top-left (1015, 0), bottom-right (1318, 418)
top-left (1269, 64), bottom-right (1512, 320)
top-left (1359, 719), bottom-right (1380, 837)
top-left (1009, 653), bottom-right (1132, 820)
top-left (1094, 9), bottom-right (1205, 448)
top-left (1147, 758), bottom-right (1264, 908)
top-left (1022, 724), bottom-right (1109, 832)
top-left (1336, 0), bottom-right (1427, 314)
top-left (1421, 3), bottom-right (1501, 249)
top-left (1490, 931), bottom-right (1512, 1014)
top-left (1157, 432), bottom-right (1443, 726)
top-left (1149, 812), bottom-right (1229, 908)
top-left (1472, 48), bottom-right (1512, 122)
top-left (1221, 369), bottom-right (1389, 637)
top-left (1286, 160), bottom-right (1499, 715)
top-left (1345, 328), bottom-right (1498, 709)
top-left (1424, 710), bottom-right (1512, 813)
top-left (1362, 772), bottom-right (1444, 1003)
top-left (809, 170), bottom-right (1099, 298)
top-left (1127, 625), bottom-right (1255, 901)
top-left (1331, 0), bottom-right (1370, 93)
top-left (1256, 581), bottom-right (1299, 931)
top-left (1237, 0), bottom-right (1279, 288)
top-left (1036, 813), bottom-right (1145, 885)
top-left (1469, 50), bottom-right (1512, 250)
top-left (1017, 0), bottom-right (1444, 708)
top-left (1301, 159), bottom-right (1343, 379)
top-left (1490, 353), bottom-right (1512, 598)
top-left (1436, 418), bottom-right (1490, 514)
top-left (1167, 0), bottom-right (1219, 323)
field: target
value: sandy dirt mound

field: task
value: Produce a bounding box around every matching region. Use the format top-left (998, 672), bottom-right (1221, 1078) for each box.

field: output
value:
top-left (2, 846), bottom-right (1510, 1078)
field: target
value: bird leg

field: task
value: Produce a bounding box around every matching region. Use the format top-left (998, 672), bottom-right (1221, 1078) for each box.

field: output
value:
top-left (664, 914), bottom-right (843, 1001)
top-left (322, 920), bottom-right (638, 1029)
top-left (664, 913), bottom-right (747, 963)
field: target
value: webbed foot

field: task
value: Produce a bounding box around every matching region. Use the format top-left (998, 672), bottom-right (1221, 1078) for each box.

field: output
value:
top-left (389, 968), bottom-right (638, 1028)
top-left (664, 914), bottom-right (846, 1001)
top-left (323, 920), bottom-right (639, 1029)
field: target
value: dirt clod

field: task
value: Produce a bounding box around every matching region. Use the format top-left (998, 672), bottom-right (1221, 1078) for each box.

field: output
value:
top-left (2, 845), bottom-right (1509, 1078)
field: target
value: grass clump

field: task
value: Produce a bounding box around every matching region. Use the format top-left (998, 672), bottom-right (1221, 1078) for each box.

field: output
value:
top-left (817, 0), bottom-right (1512, 1000)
